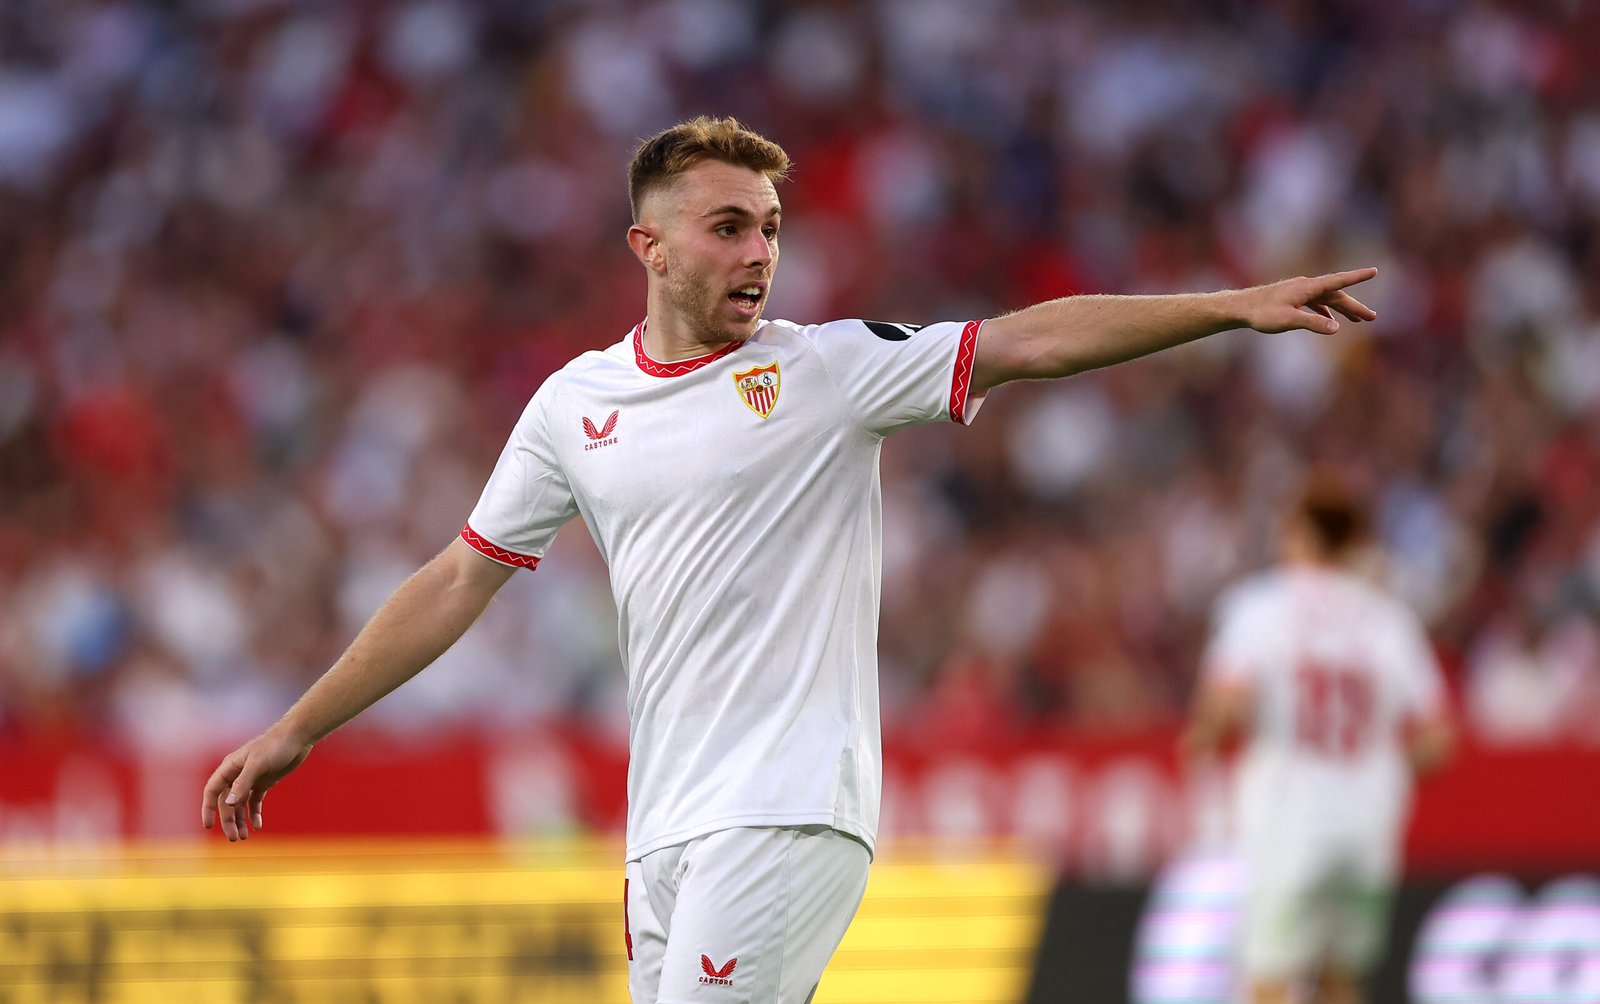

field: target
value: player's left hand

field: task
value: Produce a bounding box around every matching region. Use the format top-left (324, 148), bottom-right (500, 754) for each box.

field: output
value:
top-left (1234, 267), bottom-right (1378, 336)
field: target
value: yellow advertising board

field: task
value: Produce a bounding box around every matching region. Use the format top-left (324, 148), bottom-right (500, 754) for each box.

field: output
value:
top-left (0, 840), bottom-right (1048, 1003)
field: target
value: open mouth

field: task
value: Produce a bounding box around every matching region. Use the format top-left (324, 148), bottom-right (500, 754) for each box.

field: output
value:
top-left (728, 284), bottom-right (764, 314)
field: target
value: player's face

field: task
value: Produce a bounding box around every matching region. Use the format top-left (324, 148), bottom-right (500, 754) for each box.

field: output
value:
top-left (655, 161), bottom-right (781, 346)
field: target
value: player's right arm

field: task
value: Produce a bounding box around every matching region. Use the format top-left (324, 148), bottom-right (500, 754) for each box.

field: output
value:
top-left (201, 537), bottom-right (515, 841)
top-left (1406, 712), bottom-right (1454, 775)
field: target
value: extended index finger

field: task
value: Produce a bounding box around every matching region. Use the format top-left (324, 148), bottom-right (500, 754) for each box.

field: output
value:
top-left (1308, 267), bottom-right (1378, 294)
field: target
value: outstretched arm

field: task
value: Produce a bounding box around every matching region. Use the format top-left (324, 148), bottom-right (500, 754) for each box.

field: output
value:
top-left (201, 536), bottom-right (516, 841)
top-left (972, 268), bottom-right (1378, 392)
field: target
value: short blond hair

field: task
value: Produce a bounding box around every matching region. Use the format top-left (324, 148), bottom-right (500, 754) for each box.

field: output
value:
top-left (628, 116), bottom-right (791, 221)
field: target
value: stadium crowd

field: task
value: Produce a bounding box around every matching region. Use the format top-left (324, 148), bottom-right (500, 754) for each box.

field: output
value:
top-left (1, 0), bottom-right (1597, 751)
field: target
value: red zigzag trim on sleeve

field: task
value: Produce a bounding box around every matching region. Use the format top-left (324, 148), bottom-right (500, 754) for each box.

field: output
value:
top-left (460, 524), bottom-right (541, 569)
top-left (948, 320), bottom-right (981, 424)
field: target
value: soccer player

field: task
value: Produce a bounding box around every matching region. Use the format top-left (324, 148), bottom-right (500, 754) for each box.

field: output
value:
top-left (202, 116), bottom-right (1381, 1003)
top-left (1185, 477), bottom-right (1454, 1004)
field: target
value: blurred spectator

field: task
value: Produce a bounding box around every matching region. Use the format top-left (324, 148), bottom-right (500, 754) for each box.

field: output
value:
top-left (1466, 596), bottom-right (1600, 744)
top-left (3, 0), bottom-right (1599, 748)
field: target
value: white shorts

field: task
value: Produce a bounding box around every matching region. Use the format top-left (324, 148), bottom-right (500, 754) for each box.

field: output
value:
top-left (1240, 829), bottom-right (1397, 980)
top-left (624, 825), bottom-right (871, 1004)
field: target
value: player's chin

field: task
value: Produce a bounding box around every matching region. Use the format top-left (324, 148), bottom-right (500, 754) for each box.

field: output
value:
top-left (721, 304), bottom-right (765, 340)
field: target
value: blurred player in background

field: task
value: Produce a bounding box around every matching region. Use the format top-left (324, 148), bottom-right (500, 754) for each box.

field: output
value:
top-left (1185, 477), bottom-right (1455, 1004)
top-left (203, 116), bottom-right (1380, 1003)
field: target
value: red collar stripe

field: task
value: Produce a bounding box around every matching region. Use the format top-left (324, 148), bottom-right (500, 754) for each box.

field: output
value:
top-left (461, 523), bottom-right (541, 570)
top-left (948, 320), bottom-right (981, 424)
top-left (633, 321), bottom-right (743, 377)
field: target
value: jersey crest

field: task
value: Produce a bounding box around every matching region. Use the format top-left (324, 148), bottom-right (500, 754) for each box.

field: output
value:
top-left (733, 362), bottom-right (781, 419)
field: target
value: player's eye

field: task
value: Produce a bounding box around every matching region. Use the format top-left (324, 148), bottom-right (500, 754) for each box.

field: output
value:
top-left (763, 226), bottom-right (779, 240)
top-left (715, 224), bottom-right (738, 237)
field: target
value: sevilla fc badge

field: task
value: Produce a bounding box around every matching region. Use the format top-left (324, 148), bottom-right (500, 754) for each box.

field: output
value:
top-left (733, 362), bottom-right (781, 419)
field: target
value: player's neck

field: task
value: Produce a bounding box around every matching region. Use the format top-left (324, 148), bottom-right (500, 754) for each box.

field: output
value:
top-left (1285, 551), bottom-right (1338, 571)
top-left (642, 294), bottom-right (739, 362)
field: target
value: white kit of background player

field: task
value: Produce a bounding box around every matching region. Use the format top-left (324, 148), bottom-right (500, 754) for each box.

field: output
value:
top-left (1191, 495), bottom-right (1454, 1004)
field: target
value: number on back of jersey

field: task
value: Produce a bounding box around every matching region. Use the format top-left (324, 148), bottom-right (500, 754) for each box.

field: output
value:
top-left (1295, 662), bottom-right (1375, 758)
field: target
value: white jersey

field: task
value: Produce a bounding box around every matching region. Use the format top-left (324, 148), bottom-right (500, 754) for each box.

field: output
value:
top-left (1202, 566), bottom-right (1445, 845)
top-left (464, 317), bottom-right (983, 860)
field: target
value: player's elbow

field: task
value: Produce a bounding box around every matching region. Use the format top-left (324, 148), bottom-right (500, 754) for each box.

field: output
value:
top-left (1408, 716), bottom-right (1455, 777)
top-left (436, 537), bottom-right (518, 603)
top-left (1179, 722), bottom-right (1219, 762)
top-left (976, 317), bottom-right (1084, 386)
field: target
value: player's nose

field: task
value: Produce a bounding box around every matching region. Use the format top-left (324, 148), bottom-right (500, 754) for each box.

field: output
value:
top-left (743, 229), bottom-right (772, 268)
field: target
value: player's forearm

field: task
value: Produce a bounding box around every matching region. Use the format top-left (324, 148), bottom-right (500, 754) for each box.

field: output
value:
top-left (1407, 717), bottom-right (1454, 776)
top-left (274, 546), bottom-right (504, 745)
top-left (1183, 681), bottom-right (1249, 760)
top-left (975, 290), bottom-right (1245, 387)
top-left (1181, 713), bottom-right (1229, 761)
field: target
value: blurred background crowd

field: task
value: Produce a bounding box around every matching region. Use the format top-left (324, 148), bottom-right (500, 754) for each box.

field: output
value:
top-left (2, 0), bottom-right (1597, 753)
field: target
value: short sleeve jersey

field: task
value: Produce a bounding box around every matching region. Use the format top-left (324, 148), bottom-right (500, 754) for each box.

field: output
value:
top-left (1201, 566), bottom-right (1446, 837)
top-left (464, 317), bottom-right (984, 860)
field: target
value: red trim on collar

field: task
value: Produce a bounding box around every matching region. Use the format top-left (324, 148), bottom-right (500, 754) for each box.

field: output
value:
top-left (632, 320), bottom-right (744, 377)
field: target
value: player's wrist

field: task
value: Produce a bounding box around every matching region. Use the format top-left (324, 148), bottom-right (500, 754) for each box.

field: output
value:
top-left (270, 713), bottom-right (320, 751)
top-left (1204, 288), bottom-right (1251, 332)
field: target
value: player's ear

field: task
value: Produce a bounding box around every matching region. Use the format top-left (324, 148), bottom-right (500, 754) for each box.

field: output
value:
top-left (627, 223), bottom-right (666, 275)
